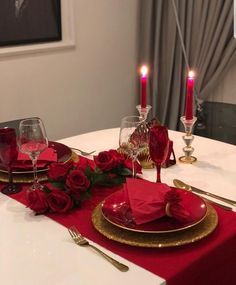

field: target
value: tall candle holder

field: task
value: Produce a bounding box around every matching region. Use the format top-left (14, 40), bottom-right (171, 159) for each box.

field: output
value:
top-left (179, 116), bottom-right (197, 164)
top-left (136, 104), bottom-right (152, 121)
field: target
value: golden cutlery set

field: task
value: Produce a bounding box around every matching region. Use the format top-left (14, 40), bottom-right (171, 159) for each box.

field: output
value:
top-left (173, 179), bottom-right (236, 211)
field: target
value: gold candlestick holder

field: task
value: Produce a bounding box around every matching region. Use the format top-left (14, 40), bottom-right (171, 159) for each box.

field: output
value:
top-left (179, 116), bottom-right (197, 164)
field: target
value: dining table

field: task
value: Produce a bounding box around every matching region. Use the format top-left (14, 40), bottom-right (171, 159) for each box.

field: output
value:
top-left (0, 127), bottom-right (236, 285)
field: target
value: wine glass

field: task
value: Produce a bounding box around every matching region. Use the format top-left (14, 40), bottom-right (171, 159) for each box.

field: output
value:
top-left (18, 118), bottom-right (48, 191)
top-left (0, 128), bottom-right (21, 195)
top-left (149, 126), bottom-right (170, 183)
top-left (119, 116), bottom-right (148, 178)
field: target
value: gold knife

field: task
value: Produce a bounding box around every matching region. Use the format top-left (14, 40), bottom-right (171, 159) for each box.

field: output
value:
top-left (173, 179), bottom-right (235, 209)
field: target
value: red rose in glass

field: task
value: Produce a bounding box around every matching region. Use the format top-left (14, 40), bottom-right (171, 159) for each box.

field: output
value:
top-left (27, 189), bottom-right (49, 214)
top-left (94, 150), bottom-right (117, 171)
top-left (47, 189), bottom-right (73, 213)
top-left (66, 169), bottom-right (90, 195)
top-left (48, 160), bottom-right (73, 180)
top-left (149, 126), bottom-right (170, 183)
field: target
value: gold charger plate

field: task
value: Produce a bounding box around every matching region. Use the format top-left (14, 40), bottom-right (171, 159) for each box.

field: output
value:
top-left (92, 203), bottom-right (218, 248)
top-left (0, 171), bottom-right (48, 183)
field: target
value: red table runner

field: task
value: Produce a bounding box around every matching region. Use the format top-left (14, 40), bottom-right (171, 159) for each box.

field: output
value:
top-left (2, 181), bottom-right (236, 285)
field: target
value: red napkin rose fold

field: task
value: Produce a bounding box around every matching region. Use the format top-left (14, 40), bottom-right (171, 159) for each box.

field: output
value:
top-left (124, 178), bottom-right (190, 225)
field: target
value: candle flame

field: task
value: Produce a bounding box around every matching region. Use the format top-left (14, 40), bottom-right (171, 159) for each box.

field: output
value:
top-left (140, 65), bottom-right (148, 76)
top-left (188, 70), bottom-right (195, 78)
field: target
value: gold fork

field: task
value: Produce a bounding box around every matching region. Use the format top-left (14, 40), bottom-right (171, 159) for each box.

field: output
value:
top-left (70, 147), bottom-right (96, 156)
top-left (68, 226), bottom-right (129, 272)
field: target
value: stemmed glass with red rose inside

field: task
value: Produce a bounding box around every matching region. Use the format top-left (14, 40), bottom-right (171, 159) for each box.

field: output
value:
top-left (119, 116), bottom-right (149, 178)
top-left (149, 125), bottom-right (170, 183)
top-left (18, 118), bottom-right (48, 191)
top-left (0, 128), bottom-right (21, 195)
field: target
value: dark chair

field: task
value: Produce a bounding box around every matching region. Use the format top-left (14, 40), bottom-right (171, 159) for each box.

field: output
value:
top-left (0, 117), bottom-right (39, 136)
top-left (194, 102), bottom-right (236, 145)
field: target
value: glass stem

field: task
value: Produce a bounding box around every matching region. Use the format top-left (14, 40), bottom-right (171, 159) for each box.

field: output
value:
top-left (132, 157), bottom-right (136, 178)
top-left (156, 164), bottom-right (161, 183)
top-left (31, 156), bottom-right (39, 187)
top-left (8, 165), bottom-right (13, 185)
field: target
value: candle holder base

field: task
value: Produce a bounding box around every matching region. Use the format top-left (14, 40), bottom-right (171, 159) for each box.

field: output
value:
top-left (179, 155), bottom-right (197, 164)
top-left (136, 105), bottom-right (152, 121)
top-left (179, 116), bottom-right (197, 164)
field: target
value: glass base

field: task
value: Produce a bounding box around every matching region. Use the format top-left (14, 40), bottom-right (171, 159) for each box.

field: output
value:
top-left (136, 105), bottom-right (152, 121)
top-left (179, 156), bottom-right (197, 164)
top-left (30, 182), bottom-right (44, 191)
top-left (1, 183), bottom-right (21, 195)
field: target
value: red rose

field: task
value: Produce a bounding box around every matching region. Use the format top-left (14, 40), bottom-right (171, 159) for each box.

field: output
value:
top-left (108, 149), bottom-right (124, 164)
top-left (27, 189), bottom-right (49, 214)
top-left (74, 156), bottom-right (95, 171)
top-left (165, 189), bottom-right (182, 204)
top-left (123, 159), bottom-right (142, 174)
top-left (48, 160), bottom-right (73, 180)
top-left (47, 189), bottom-right (73, 213)
top-left (94, 150), bottom-right (117, 171)
top-left (66, 169), bottom-right (90, 196)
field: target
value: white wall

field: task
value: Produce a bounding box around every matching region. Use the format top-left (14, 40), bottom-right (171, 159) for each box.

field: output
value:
top-left (0, 0), bottom-right (139, 140)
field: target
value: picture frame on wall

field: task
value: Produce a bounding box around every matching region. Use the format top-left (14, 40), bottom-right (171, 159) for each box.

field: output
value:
top-left (0, 0), bottom-right (62, 47)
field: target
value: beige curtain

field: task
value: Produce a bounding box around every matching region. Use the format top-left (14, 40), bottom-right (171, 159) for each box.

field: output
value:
top-left (138, 0), bottom-right (236, 130)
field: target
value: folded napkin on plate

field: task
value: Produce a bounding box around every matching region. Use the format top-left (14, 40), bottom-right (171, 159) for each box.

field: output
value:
top-left (124, 178), bottom-right (190, 225)
top-left (15, 148), bottom-right (58, 169)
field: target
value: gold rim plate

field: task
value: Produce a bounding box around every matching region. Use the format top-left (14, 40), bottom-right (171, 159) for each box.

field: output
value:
top-left (92, 203), bottom-right (218, 248)
top-left (0, 141), bottom-right (72, 175)
top-left (101, 189), bottom-right (208, 234)
top-left (0, 151), bottom-right (78, 184)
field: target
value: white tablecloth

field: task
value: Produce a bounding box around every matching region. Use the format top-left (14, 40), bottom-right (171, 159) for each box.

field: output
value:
top-left (1, 128), bottom-right (235, 285)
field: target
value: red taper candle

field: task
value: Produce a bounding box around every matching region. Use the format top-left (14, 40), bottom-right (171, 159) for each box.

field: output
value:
top-left (185, 70), bottom-right (195, 120)
top-left (140, 65), bottom-right (148, 108)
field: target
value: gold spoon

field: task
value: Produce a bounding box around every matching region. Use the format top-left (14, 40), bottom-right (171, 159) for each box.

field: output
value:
top-left (173, 179), bottom-right (232, 211)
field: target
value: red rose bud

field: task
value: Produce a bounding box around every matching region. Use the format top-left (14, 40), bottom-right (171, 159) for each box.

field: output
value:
top-left (27, 189), bottom-right (49, 214)
top-left (47, 189), bottom-right (73, 213)
top-left (48, 160), bottom-right (73, 180)
top-left (165, 189), bottom-right (190, 222)
top-left (74, 156), bottom-right (94, 171)
top-left (94, 150), bottom-right (117, 171)
top-left (165, 189), bottom-right (182, 204)
top-left (108, 149), bottom-right (124, 165)
top-left (66, 169), bottom-right (90, 194)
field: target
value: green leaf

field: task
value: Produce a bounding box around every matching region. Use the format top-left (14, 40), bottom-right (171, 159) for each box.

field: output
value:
top-left (43, 185), bottom-right (52, 194)
top-left (73, 198), bottom-right (81, 208)
top-left (84, 166), bottom-right (93, 177)
top-left (80, 190), bottom-right (91, 201)
top-left (120, 168), bottom-right (132, 176)
top-left (94, 166), bottom-right (103, 174)
top-left (50, 181), bottom-right (65, 189)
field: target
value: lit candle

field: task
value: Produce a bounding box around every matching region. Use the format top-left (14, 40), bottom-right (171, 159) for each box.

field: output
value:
top-left (140, 65), bottom-right (148, 108)
top-left (185, 70), bottom-right (195, 120)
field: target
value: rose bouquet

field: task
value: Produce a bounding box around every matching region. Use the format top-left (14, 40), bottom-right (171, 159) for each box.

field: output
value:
top-left (26, 149), bottom-right (142, 214)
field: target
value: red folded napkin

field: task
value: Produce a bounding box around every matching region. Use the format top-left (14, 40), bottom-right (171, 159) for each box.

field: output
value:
top-left (14, 148), bottom-right (58, 169)
top-left (124, 178), bottom-right (190, 225)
